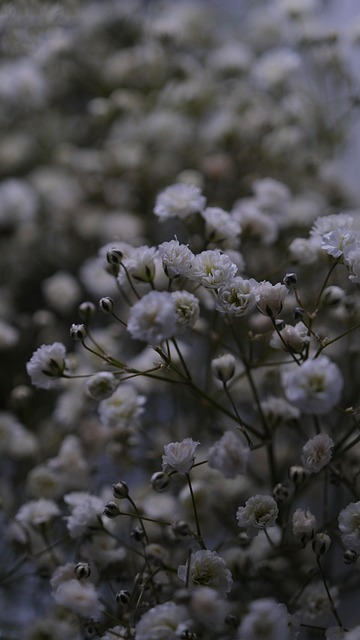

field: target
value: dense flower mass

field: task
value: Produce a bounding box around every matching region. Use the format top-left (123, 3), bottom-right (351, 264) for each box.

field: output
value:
top-left (3, 0), bottom-right (360, 637)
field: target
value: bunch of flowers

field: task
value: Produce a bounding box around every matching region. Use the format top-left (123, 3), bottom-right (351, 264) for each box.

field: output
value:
top-left (2, 0), bottom-right (360, 638)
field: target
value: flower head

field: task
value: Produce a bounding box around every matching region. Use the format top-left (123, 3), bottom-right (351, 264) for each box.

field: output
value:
top-left (189, 249), bottom-right (237, 289)
top-left (154, 183), bottom-right (206, 220)
top-left (301, 433), bottom-right (334, 473)
top-left (162, 437), bottom-right (200, 474)
top-left (338, 501), bottom-right (360, 552)
top-left (177, 549), bottom-right (233, 594)
top-left (26, 342), bottom-right (67, 389)
top-left (256, 281), bottom-right (288, 317)
top-left (127, 290), bottom-right (178, 345)
top-left (282, 356), bottom-right (343, 415)
top-left (208, 431), bottom-right (250, 478)
top-left (237, 598), bottom-right (291, 640)
top-left (135, 602), bottom-right (189, 640)
top-left (236, 494), bottom-right (279, 537)
top-left (216, 277), bottom-right (259, 316)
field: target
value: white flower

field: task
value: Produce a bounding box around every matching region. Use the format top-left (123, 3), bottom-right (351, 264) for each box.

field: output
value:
top-left (282, 356), bottom-right (343, 415)
top-left (135, 602), bottom-right (189, 640)
top-left (171, 290), bottom-right (200, 332)
top-left (236, 494), bottom-right (279, 537)
top-left (201, 206), bottom-right (241, 248)
top-left (118, 245), bottom-right (158, 285)
top-left (208, 431), bottom-right (250, 478)
top-left (64, 492), bottom-right (106, 538)
top-left (216, 277), bottom-right (259, 316)
top-left (189, 249), bottom-right (237, 288)
top-left (232, 199), bottom-right (279, 245)
top-left (253, 178), bottom-right (291, 213)
top-left (177, 549), bottom-right (233, 594)
top-left (301, 433), bottom-right (334, 473)
top-left (321, 228), bottom-right (357, 259)
top-left (344, 242), bottom-right (360, 283)
top-left (260, 395), bottom-right (300, 427)
top-left (26, 342), bottom-right (67, 389)
top-left (211, 353), bottom-right (236, 382)
top-left (298, 581), bottom-right (339, 621)
top-left (256, 281), bottom-right (288, 317)
top-left (270, 321), bottom-right (309, 353)
top-left (189, 586), bottom-right (229, 630)
top-left (346, 626), bottom-right (360, 640)
top-left (0, 318), bottom-right (19, 349)
top-left (288, 237), bottom-right (321, 265)
top-left (292, 508), bottom-right (317, 545)
top-left (237, 598), bottom-right (291, 640)
top-left (16, 498), bottom-right (60, 528)
top-left (98, 384), bottom-right (145, 427)
top-left (162, 437), bottom-right (200, 474)
top-left (310, 213), bottom-right (355, 239)
top-left (42, 271), bottom-right (81, 314)
top-left (0, 411), bottom-right (37, 458)
top-left (158, 238), bottom-right (194, 278)
top-left (154, 183), bottom-right (206, 220)
top-left (86, 372), bottom-right (118, 400)
top-left (338, 501), bottom-right (360, 552)
top-left (127, 290), bottom-right (178, 344)
top-left (53, 579), bottom-right (103, 618)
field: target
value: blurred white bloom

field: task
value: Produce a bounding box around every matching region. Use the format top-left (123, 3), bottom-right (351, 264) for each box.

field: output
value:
top-left (42, 271), bottom-right (81, 314)
top-left (158, 238), bottom-right (194, 278)
top-left (288, 237), bottom-right (321, 265)
top-left (48, 436), bottom-right (89, 482)
top-left (237, 598), bottom-right (291, 640)
top-left (301, 433), bottom-right (334, 473)
top-left (101, 626), bottom-right (128, 640)
top-left (154, 183), bottom-right (206, 220)
top-left (211, 353), bottom-right (236, 382)
top-left (216, 277), bottom-right (259, 316)
top-left (189, 249), bottom-right (237, 288)
top-left (344, 243), bottom-right (360, 283)
top-left (260, 395), bottom-right (300, 426)
top-left (209, 41), bottom-right (252, 74)
top-left (236, 494), bottom-right (279, 536)
top-left (127, 290), bottom-right (178, 344)
top-left (253, 178), bottom-right (291, 214)
top-left (177, 549), bottom-right (233, 594)
top-left (282, 356), bottom-right (343, 414)
top-left (64, 492), bottom-right (106, 538)
top-left (201, 206), bottom-right (241, 248)
top-left (310, 213), bottom-right (355, 240)
top-left (252, 48), bottom-right (301, 89)
top-left (232, 199), bottom-right (279, 245)
top-left (98, 384), bottom-right (145, 427)
top-left (118, 245), bottom-right (158, 285)
top-left (346, 626), bottom-right (360, 640)
top-left (86, 372), bottom-right (118, 400)
top-left (26, 342), bottom-right (67, 389)
top-left (256, 281), bottom-right (288, 316)
top-left (162, 437), bottom-right (200, 474)
top-left (0, 58), bottom-right (47, 108)
top-left (338, 501), bottom-right (360, 552)
top-left (189, 586), bottom-right (229, 630)
top-left (53, 579), bottom-right (103, 618)
top-left (0, 319), bottom-right (19, 349)
top-left (81, 532), bottom-right (126, 568)
top-left (325, 626), bottom-right (346, 640)
top-left (171, 290), bottom-right (200, 332)
top-left (270, 321), bottom-right (310, 352)
top-left (16, 498), bottom-right (60, 528)
top-left (79, 256), bottom-right (118, 297)
top-left (135, 602), bottom-right (189, 640)
top-left (298, 581), bottom-right (339, 621)
top-left (0, 178), bottom-right (38, 226)
top-left (292, 508), bottom-right (317, 545)
top-left (0, 412), bottom-right (37, 458)
top-left (208, 431), bottom-right (250, 478)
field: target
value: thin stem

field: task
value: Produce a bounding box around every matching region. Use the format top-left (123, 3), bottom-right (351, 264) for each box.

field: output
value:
top-left (316, 555), bottom-right (344, 628)
top-left (223, 381), bottom-right (254, 448)
top-left (186, 473), bottom-right (206, 550)
top-left (171, 337), bottom-right (192, 381)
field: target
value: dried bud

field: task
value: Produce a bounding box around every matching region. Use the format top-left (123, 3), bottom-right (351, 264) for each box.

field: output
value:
top-left (115, 590), bottom-right (131, 605)
top-left (312, 532), bottom-right (331, 556)
top-left (78, 301), bottom-right (96, 322)
top-left (74, 562), bottom-right (91, 579)
top-left (99, 297), bottom-right (115, 313)
top-left (103, 501), bottom-right (120, 518)
top-left (151, 471), bottom-right (170, 492)
top-left (112, 481), bottom-right (129, 499)
top-left (273, 483), bottom-right (290, 502)
top-left (343, 549), bottom-right (359, 564)
top-left (70, 323), bottom-right (88, 340)
top-left (289, 465), bottom-right (307, 486)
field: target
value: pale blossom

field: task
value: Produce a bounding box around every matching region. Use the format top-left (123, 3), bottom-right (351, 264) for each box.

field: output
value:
top-left (177, 549), bottom-right (233, 594)
top-left (26, 342), bottom-right (67, 389)
top-left (53, 579), bottom-right (103, 618)
top-left (270, 321), bottom-right (309, 353)
top-left (321, 228), bottom-right (357, 259)
top-left (208, 431), bottom-right (250, 478)
top-left (260, 395), bottom-right (300, 427)
top-left (237, 598), bottom-right (291, 640)
top-left (253, 177), bottom-right (291, 213)
top-left (189, 586), bottom-right (229, 630)
top-left (171, 290), bottom-right (200, 332)
top-left (189, 249), bottom-right (237, 288)
top-left (0, 412), bottom-right (37, 458)
top-left (288, 237), bottom-right (321, 265)
top-left (301, 433), bottom-right (334, 473)
top-left (344, 242), bottom-right (360, 283)
top-left (135, 602), bottom-right (190, 640)
top-left (162, 437), bottom-right (200, 474)
top-left (236, 494), bottom-right (279, 537)
top-left (118, 245), bottom-right (158, 286)
top-left (292, 508), bottom-right (317, 545)
top-left (298, 581), bottom-right (339, 621)
top-left (86, 372), bottom-right (118, 400)
top-left (338, 501), bottom-right (360, 552)
top-left (255, 281), bottom-right (288, 317)
top-left (211, 353), bottom-right (236, 382)
top-left (216, 277), bottom-right (259, 316)
top-left (154, 183), bottom-right (206, 220)
top-left (282, 356), bottom-right (343, 414)
top-left (98, 384), bottom-right (145, 427)
top-left (15, 498), bottom-right (60, 528)
top-left (42, 271), bottom-right (81, 314)
top-left (201, 206), bottom-right (241, 248)
top-left (158, 238), bottom-right (194, 278)
top-left (64, 492), bottom-right (106, 538)
top-left (127, 290), bottom-right (178, 344)
top-left (232, 199), bottom-right (279, 245)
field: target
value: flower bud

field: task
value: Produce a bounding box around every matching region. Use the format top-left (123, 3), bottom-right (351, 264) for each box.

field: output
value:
top-left (274, 318), bottom-right (286, 331)
top-left (171, 520), bottom-right (192, 538)
top-left (343, 549), bottom-right (359, 564)
top-left (289, 465), bottom-right (307, 486)
top-left (74, 562), bottom-right (91, 579)
top-left (115, 590), bottom-right (131, 605)
top-left (99, 297), bottom-right (114, 313)
top-left (106, 249), bottom-right (124, 265)
top-left (283, 272), bottom-right (297, 288)
top-left (78, 301), bottom-right (96, 322)
top-left (321, 286), bottom-right (345, 307)
top-left (238, 531), bottom-right (251, 547)
top-left (112, 481), bottom-right (129, 499)
top-left (211, 353), bottom-right (236, 382)
top-left (151, 471), bottom-right (170, 492)
top-left (312, 532), bottom-right (331, 556)
top-left (273, 483), bottom-right (290, 502)
top-left (294, 307), bottom-right (305, 320)
top-left (70, 323), bottom-right (88, 340)
top-left (103, 501), bottom-right (120, 518)
top-left (131, 526), bottom-right (145, 542)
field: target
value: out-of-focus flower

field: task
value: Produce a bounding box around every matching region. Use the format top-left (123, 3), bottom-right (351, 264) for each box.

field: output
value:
top-left (42, 271), bottom-right (81, 314)
top-left (64, 492), bottom-right (107, 538)
top-left (201, 206), bottom-right (241, 248)
top-left (177, 549), bottom-right (233, 594)
top-left (298, 581), bottom-right (339, 621)
top-left (292, 508), bottom-right (317, 545)
top-left (86, 372), bottom-right (118, 400)
top-left (208, 431), bottom-right (250, 478)
top-left (127, 290), bottom-right (178, 344)
top-left (52, 576), bottom-right (103, 618)
top-left (282, 356), bottom-right (343, 414)
top-left (26, 342), bottom-right (67, 389)
top-left (162, 437), bottom-right (200, 474)
top-left (16, 498), bottom-right (60, 528)
top-left (98, 384), bottom-right (145, 427)
top-left (135, 602), bottom-right (190, 640)
top-left (301, 433), bottom-right (334, 473)
top-left (154, 183), bottom-right (206, 220)
top-left (270, 321), bottom-right (310, 352)
top-left (237, 598), bottom-right (292, 640)
top-left (338, 501), bottom-right (360, 552)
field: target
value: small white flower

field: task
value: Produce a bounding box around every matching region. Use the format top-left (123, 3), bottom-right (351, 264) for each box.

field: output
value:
top-left (118, 245), bottom-right (158, 285)
top-left (64, 492), bottom-right (106, 538)
top-left (189, 586), bottom-right (229, 630)
top-left (298, 581), bottom-right (339, 621)
top-left (310, 213), bottom-right (355, 239)
top-left (171, 290), bottom-right (200, 332)
top-left (154, 183), bottom-right (206, 220)
top-left (232, 199), bottom-right (279, 245)
top-left (189, 249), bottom-right (237, 288)
top-left (86, 372), bottom-right (118, 400)
top-left (282, 356), bottom-right (343, 415)
top-left (98, 384), bottom-right (145, 427)
top-left (321, 228), bottom-right (357, 259)
top-left (53, 579), bottom-right (103, 618)
top-left (208, 431), bottom-right (250, 478)
top-left (301, 433), bottom-right (334, 473)
top-left (237, 598), bottom-right (291, 640)
top-left (236, 494), bottom-right (279, 537)
top-left (177, 549), bottom-right (233, 594)
top-left (344, 242), bottom-right (360, 283)
top-left (16, 498), bottom-right (60, 528)
top-left (255, 281), bottom-right (288, 317)
top-left (0, 412), bottom-right (37, 458)
top-left (270, 321), bottom-right (309, 353)
top-left (135, 602), bottom-right (189, 640)
top-left (162, 437), bottom-right (200, 474)
top-left (338, 501), bottom-right (360, 552)
top-left (127, 290), bottom-right (178, 345)
top-left (288, 236), bottom-right (321, 265)
top-left (216, 277), bottom-right (259, 316)
top-left (346, 626), bottom-right (360, 640)
top-left (253, 177), bottom-right (291, 213)
top-left (211, 353), bottom-right (236, 382)
top-left (260, 395), bottom-right (300, 427)
top-left (292, 508), bottom-right (317, 545)
top-left (201, 206), bottom-right (241, 248)
top-left (252, 48), bottom-right (301, 90)
top-left (42, 271), bottom-right (81, 314)
top-left (26, 342), bottom-right (67, 389)
top-left (158, 238), bottom-right (194, 278)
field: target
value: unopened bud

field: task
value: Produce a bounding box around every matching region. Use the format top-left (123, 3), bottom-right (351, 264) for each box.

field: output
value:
top-left (115, 589), bottom-right (131, 605)
top-left (312, 532), bottom-right (331, 556)
top-left (283, 272), bottom-right (297, 288)
top-left (131, 526), bottom-right (145, 542)
top-left (106, 249), bottom-right (124, 265)
top-left (211, 353), bottom-right (236, 382)
top-left (112, 481), bottom-right (129, 499)
top-left (103, 501), bottom-right (120, 518)
top-left (70, 323), bottom-right (88, 340)
top-left (74, 562), bottom-right (91, 579)
top-left (99, 297), bottom-right (114, 313)
top-left (294, 307), bottom-right (305, 320)
top-left (273, 483), bottom-right (290, 502)
top-left (78, 301), bottom-right (96, 322)
top-left (343, 549), bottom-right (359, 564)
top-left (171, 520), bottom-right (192, 538)
top-left (151, 471), bottom-right (170, 492)
top-left (289, 465), bottom-right (307, 486)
